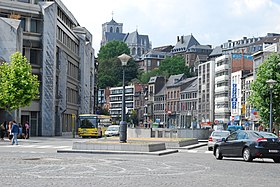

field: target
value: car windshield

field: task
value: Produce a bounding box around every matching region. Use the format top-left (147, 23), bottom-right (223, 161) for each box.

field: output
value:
top-left (253, 131), bottom-right (278, 138)
top-left (107, 126), bottom-right (119, 131)
top-left (212, 131), bottom-right (229, 137)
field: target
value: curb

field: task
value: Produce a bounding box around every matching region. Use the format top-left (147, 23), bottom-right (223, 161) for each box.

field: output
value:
top-left (57, 149), bottom-right (178, 156)
top-left (170, 143), bottom-right (208, 150)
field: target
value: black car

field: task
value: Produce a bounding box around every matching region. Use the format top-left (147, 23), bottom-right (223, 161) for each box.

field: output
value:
top-left (213, 130), bottom-right (280, 163)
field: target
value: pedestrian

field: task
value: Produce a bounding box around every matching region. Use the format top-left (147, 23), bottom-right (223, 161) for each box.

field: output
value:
top-left (0, 122), bottom-right (6, 140)
top-left (11, 121), bottom-right (19, 145)
top-left (272, 128), bottom-right (277, 135)
top-left (8, 121), bottom-right (13, 142)
top-left (258, 124), bottom-right (263, 131)
top-left (25, 121), bottom-right (30, 139)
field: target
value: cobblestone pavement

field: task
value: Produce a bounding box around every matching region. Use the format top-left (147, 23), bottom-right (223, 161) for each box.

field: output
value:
top-left (0, 138), bottom-right (280, 187)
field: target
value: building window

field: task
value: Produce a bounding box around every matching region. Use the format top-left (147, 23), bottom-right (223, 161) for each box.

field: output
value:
top-left (110, 27), bottom-right (113, 32)
top-left (157, 60), bottom-right (160, 66)
top-left (30, 19), bottom-right (41, 33)
top-left (30, 49), bottom-right (41, 65)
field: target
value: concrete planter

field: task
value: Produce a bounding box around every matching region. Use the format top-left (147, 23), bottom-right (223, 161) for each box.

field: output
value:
top-left (165, 139), bottom-right (198, 148)
top-left (72, 141), bottom-right (166, 152)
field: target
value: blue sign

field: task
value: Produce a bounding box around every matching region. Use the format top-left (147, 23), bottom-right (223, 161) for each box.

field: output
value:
top-left (231, 98), bottom-right (237, 102)
top-left (232, 83), bottom-right (237, 109)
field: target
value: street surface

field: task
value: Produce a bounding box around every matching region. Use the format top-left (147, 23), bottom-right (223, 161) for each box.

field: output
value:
top-left (0, 137), bottom-right (279, 187)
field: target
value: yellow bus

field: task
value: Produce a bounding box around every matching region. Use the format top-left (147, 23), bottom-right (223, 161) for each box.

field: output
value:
top-left (77, 114), bottom-right (111, 138)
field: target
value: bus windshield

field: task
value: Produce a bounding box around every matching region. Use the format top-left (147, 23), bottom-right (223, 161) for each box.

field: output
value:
top-left (80, 118), bottom-right (98, 128)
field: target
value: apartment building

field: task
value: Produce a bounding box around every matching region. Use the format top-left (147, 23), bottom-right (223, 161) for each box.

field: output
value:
top-left (197, 60), bottom-right (215, 126)
top-left (109, 85), bottom-right (134, 121)
top-left (231, 70), bottom-right (248, 125)
top-left (179, 78), bottom-right (198, 128)
top-left (0, 0), bottom-right (95, 136)
top-left (137, 49), bottom-right (172, 73)
top-left (241, 72), bottom-right (254, 121)
top-left (214, 55), bottom-right (231, 124)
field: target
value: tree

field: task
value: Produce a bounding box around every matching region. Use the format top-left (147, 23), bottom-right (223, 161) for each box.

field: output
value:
top-left (97, 41), bottom-right (138, 88)
top-left (138, 69), bottom-right (160, 84)
top-left (138, 55), bottom-right (191, 84)
top-left (159, 55), bottom-right (190, 77)
top-left (0, 52), bottom-right (39, 112)
top-left (249, 53), bottom-right (280, 127)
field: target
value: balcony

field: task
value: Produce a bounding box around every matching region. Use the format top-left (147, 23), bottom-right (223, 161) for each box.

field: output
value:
top-left (215, 86), bottom-right (229, 93)
top-left (215, 107), bottom-right (230, 113)
top-left (216, 64), bottom-right (230, 72)
top-left (215, 75), bottom-right (229, 83)
top-left (215, 97), bottom-right (229, 103)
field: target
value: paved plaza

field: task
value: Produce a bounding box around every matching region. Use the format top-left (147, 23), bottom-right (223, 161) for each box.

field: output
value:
top-left (0, 137), bottom-right (279, 187)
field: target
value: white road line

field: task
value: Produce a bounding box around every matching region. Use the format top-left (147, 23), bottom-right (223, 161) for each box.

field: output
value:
top-left (2, 145), bottom-right (71, 149)
top-left (36, 145), bottom-right (53, 149)
top-left (20, 145), bottom-right (37, 148)
top-left (188, 150), bottom-right (198, 153)
top-left (53, 146), bottom-right (71, 149)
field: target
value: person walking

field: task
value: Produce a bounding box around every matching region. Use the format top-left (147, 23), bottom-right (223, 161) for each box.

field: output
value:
top-left (8, 121), bottom-right (13, 142)
top-left (11, 121), bottom-right (19, 145)
top-left (0, 122), bottom-right (6, 140)
top-left (25, 121), bottom-right (30, 139)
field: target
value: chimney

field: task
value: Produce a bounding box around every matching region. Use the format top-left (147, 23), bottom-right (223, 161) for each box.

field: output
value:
top-left (181, 36), bottom-right (184, 44)
top-left (177, 36), bottom-right (180, 42)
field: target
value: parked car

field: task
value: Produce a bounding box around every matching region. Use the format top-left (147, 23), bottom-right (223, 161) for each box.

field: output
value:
top-left (213, 130), bottom-right (280, 163)
top-left (208, 130), bottom-right (230, 151)
top-left (104, 125), bottom-right (120, 137)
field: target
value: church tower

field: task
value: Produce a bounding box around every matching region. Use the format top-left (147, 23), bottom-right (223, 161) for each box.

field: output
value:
top-left (101, 15), bottom-right (123, 46)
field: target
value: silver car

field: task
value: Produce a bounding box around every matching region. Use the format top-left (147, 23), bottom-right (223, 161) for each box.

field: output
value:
top-left (105, 125), bottom-right (120, 137)
top-left (207, 130), bottom-right (230, 151)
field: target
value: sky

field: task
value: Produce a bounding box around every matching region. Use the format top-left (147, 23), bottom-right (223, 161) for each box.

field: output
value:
top-left (62, 0), bottom-right (280, 56)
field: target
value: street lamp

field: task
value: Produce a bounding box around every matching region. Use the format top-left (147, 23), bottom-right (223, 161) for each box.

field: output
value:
top-left (118, 53), bottom-right (131, 143)
top-left (266, 79), bottom-right (277, 132)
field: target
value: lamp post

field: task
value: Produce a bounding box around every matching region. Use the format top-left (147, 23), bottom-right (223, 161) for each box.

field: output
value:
top-left (118, 53), bottom-right (131, 143)
top-left (266, 79), bottom-right (277, 132)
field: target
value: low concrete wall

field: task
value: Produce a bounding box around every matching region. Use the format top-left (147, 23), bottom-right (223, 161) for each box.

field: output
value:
top-left (128, 128), bottom-right (211, 140)
top-left (165, 139), bottom-right (198, 148)
top-left (177, 129), bottom-right (211, 140)
top-left (72, 141), bottom-right (166, 152)
top-left (127, 128), bottom-right (152, 138)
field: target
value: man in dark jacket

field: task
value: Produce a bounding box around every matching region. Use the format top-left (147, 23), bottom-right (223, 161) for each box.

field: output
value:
top-left (11, 121), bottom-right (19, 145)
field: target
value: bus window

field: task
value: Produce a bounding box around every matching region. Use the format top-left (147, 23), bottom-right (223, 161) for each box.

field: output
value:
top-left (80, 118), bottom-right (97, 128)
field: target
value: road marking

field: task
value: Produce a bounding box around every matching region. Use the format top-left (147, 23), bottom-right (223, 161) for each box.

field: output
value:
top-left (188, 150), bottom-right (198, 153)
top-left (2, 145), bottom-right (71, 149)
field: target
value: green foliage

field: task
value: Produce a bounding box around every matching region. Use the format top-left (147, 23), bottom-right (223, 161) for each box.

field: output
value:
top-left (159, 55), bottom-right (190, 77)
top-left (249, 53), bottom-right (280, 125)
top-left (139, 55), bottom-right (191, 84)
top-left (0, 52), bottom-right (39, 111)
top-left (139, 69), bottom-right (160, 84)
top-left (98, 40), bottom-right (130, 61)
top-left (97, 41), bottom-right (138, 88)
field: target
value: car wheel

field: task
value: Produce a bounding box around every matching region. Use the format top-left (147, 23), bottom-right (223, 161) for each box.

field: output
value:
top-left (215, 147), bottom-right (223, 160)
top-left (208, 147), bottom-right (213, 151)
top-left (243, 148), bottom-right (253, 162)
top-left (273, 157), bottom-right (280, 163)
